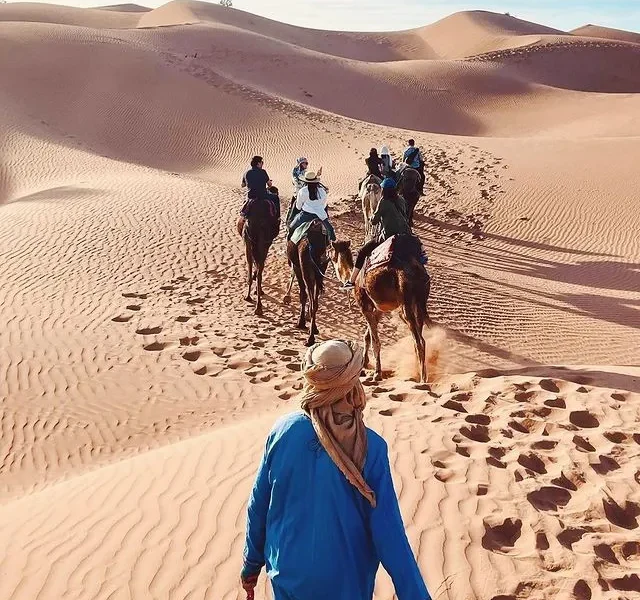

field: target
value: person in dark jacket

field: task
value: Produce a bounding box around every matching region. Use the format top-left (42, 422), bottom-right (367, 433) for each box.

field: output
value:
top-left (342, 177), bottom-right (411, 290)
top-left (238, 155), bottom-right (281, 237)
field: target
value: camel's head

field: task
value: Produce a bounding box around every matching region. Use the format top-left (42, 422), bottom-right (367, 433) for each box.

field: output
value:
top-left (329, 240), bottom-right (353, 283)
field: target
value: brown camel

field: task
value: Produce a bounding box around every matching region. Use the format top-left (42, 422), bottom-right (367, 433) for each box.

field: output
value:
top-left (242, 198), bottom-right (278, 316)
top-left (287, 220), bottom-right (329, 346)
top-left (396, 167), bottom-right (421, 226)
top-left (330, 235), bottom-right (431, 381)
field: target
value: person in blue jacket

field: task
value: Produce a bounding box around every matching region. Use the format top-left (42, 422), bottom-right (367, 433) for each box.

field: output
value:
top-left (241, 339), bottom-right (431, 600)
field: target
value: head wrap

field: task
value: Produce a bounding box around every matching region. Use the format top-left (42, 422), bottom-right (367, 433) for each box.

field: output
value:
top-left (300, 340), bottom-right (375, 507)
top-left (381, 177), bottom-right (396, 189)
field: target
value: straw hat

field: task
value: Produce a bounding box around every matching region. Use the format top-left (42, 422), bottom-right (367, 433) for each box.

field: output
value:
top-left (303, 171), bottom-right (321, 183)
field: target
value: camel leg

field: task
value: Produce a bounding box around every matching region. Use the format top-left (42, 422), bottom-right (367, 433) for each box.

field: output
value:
top-left (363, 327), bottom-right (372, 369)
top-left (306, 282), bottom-right (318, 347)
top-left (406, 301), bottom-right (427, 382)
top-left (245, 242), bottom-right (253, 303)
top-left (293, 264), bottom-right (307, 330)
top-left (363, 309), bottom-right (382, 379)
top-left (255, 262), bottom-right (264, 316)
top-left (283, 270), bottom-right (295, 304)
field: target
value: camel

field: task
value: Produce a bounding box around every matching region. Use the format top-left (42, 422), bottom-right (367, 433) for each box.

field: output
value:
top-left (396, 167), bottom-right (422, 226)
top-left (330, 235), bottom-right (431, 381)
top-left (359, 174), bottom-right (382, 242)
top-left (242, 197), bottom-right (279, 316)
top-left (287, 220), bottom-right (329, 346)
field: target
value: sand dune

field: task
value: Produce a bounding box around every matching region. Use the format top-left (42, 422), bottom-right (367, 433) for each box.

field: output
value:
top-left (0, 2), bottom-right (143, 28)
top-left (1, 2), bottom-right (639, 599)
top-left (572, 24), bottom-right (640, 45)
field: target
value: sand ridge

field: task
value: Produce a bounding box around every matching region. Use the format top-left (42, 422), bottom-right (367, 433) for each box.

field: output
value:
top-left (1, 2), bottom-right (640, 599)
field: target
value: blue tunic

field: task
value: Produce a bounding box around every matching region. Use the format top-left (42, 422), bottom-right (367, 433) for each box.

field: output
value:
top-left (243, 412), bottom-right (431, 600)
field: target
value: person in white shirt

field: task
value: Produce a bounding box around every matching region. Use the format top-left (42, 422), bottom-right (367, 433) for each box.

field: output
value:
top-left (288, 171), bottom-right (336, 241)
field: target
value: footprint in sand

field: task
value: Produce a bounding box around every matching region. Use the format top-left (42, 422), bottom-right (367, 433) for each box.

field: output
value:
top-left (176, 315), bottom-right (191, 322)
top-left (122, 292), bottom-right (148, 299)
top-left (573, 435), bottom-right (596, 452)
top-left (592, 454), bottom-right (621, 475)
top-left (136, 326), bottom-right (163, 335)
top-left (466, 414), bottom-right (491, 425)
top-left (278, 349), bottom-right (299, 357)
top-left (482, 518), bottom-right (522, 552)
top-left (545, 397), bottom-right (566, 409)
top-left (557, 527), bottom-right (588, 549)
top-left (569, 410), bottom-right (600, 429)
top-left (532, 439), bottom-right (558, 450)
top-left (126, 304), bottom-right (142, 311)
top-left (517, 452), bottom-right (547, 474)
top-left (143, 341), bottom-right (171, 352)
top-left (527, 486), bottom-right (572, 511)
top-left (460, 424), bottom-right (490, 443)
top-left (603, 498), bottom-right (640, 530)
top-left (112, 315), bottom-right (132, 323)
top-left (182, 350), bottom-right (202, 362)
top-left (573, 580), bottom-right (592, 600)
top-left (604, 431), bottom-right (627, 444)
top-left (539, 379), bottom-right (561, 393)
top-left (442, 399), bottom-right (467, 413)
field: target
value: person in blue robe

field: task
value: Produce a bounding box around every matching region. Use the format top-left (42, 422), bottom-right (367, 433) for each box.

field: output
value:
top-left (241, 340), bottom-right (431, 600)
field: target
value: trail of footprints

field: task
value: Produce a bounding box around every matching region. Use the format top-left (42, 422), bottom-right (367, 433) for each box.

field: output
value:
top-left (111, 275), bottom-right (306, 400)
top-left (367, 373), bottom-right (639, 598)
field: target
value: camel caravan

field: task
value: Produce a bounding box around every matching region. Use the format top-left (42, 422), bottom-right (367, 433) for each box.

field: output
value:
top-left (237, 142), bottom-right (431, 381)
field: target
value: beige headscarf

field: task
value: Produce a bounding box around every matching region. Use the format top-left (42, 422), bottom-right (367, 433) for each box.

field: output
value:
top-left (300, 340), bottom-right (376, 507)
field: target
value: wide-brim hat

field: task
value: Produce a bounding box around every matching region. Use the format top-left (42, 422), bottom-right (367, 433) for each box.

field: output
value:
top-left (303, 171), bottom-right (321, 183)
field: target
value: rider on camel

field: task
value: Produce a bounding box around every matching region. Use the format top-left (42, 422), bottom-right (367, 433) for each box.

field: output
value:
top-left (379, 145), bottom-right (395, 178)
top-left (291, 157), bottom-right (309, 196)
top-left (402, 139), bottom-right (425, 196)
top-left (238, 155), bottom-right (281, 237)
top-left (341, 177), bottom-right (410, 290)
top-left (358, 148), bottom-right (384, 191)
top-left (288, 171), bottom-right (336, 242)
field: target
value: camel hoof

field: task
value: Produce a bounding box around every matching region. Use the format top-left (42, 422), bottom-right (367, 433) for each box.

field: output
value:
top-left (245, 295), bottom-right (252, 303)
top-left (305, 337), bottom-right (315, 347)
top-left (255, 306), bottom-right (263, 316)
top-left (283, 295), bottom-right (291, 305)
top-left (312, 325), bottom-right (319, 335)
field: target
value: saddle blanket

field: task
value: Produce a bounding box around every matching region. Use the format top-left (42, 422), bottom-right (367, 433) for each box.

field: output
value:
top-left (364, 235), bottom-right (429, 274)
top-left (290, 219), bottom-right (329, 245)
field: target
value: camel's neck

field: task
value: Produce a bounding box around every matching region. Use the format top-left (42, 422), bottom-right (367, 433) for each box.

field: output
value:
top-left (336, 256), bottom-right (354, 283)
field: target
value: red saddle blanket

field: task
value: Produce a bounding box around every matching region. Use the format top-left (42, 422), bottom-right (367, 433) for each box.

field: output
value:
top-left (365, 236), bottom-right (396, 273)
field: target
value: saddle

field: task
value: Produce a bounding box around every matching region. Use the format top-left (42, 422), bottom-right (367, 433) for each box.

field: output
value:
top-left (365, 236), bottom-right (396, 272)
top-left (290, 218), bottom-right (330, 245)
top-left (241, 196), bottom-right (278, 220)
top-left (364, 234), bottom-right (428, 274)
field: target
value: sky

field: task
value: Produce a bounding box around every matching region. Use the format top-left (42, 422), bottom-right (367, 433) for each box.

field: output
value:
top-left (23, 0), bottom-right (640, 33)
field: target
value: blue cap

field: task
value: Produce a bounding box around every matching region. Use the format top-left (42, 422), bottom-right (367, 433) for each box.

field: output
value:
top-left (381, 177), bottom-right (396, 189)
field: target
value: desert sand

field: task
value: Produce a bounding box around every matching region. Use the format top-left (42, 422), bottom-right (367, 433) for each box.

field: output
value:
top-left (0, 2), bottom-right (639, 599)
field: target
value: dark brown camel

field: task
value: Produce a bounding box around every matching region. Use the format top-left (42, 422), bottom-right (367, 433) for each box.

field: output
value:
top-left (330, 235), bottom-right (431, 381)
top-left (242, 198), bottom-right (278, 316)
top-left (396, 167), bottom-right (421, 226)
top-left (287, 220), bottom-right (329, 346)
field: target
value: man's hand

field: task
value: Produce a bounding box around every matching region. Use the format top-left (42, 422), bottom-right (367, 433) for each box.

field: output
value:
top-left (267, 180), bottom-right (273, 187)
top-left (317, 166), bottom-right (323, 176)
top-left (241, 572), bottom-right (259, 600)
